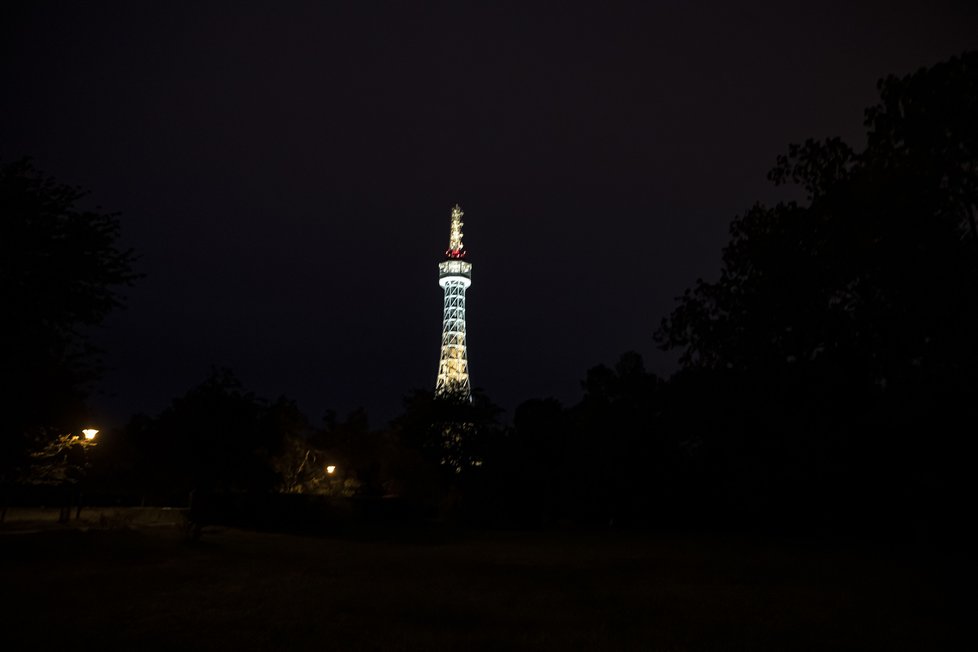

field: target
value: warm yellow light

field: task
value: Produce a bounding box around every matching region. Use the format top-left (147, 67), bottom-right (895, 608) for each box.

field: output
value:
top-left (82, 429), bottom-right (99, 440)
top-left (326, 465), bottom-right (336, 475)
top-left (448, 204), bottom-right (464, 254)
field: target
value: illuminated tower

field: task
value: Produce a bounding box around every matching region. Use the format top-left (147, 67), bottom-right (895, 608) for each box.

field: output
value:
top-left (435, 204), bottom-right (473, 400)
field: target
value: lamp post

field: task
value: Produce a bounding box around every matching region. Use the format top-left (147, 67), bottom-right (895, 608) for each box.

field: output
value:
top-left (324, 465), bottom-right (339, 496)
top-left (75, 428), bottom-right (98, 520)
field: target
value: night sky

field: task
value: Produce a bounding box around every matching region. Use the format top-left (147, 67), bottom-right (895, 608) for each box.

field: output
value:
top-left (3, 1), bottom-right (976, 428)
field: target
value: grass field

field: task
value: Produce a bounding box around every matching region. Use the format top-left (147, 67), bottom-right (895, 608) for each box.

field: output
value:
top-left (0, 518), bottom-right (958, 651)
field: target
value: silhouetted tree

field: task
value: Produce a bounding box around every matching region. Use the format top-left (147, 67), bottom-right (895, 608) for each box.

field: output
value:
top-left (658, 53), bottom-right (978, 386)
top-left (566, 352), bottom-right (665, 525)
top-left (393, 389), bottom-right (501, 473)
top-left (389, 388), bottom-right (503, 519)
top-left (126, 369), bottom-right (288, 501)
top-left (655, 52), bottom-right (978, 534)
top-left (500, 397), bottom-right (569, 525)
top-left (0, 159), bottom-right (138, 482)
top-left (276, 408), bottom-right (388, 497)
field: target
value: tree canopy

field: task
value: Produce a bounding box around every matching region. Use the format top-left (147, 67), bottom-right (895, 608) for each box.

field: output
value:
top-left (653, 52), bottom-right (978, 533)
top-left (1, 159), bottom-right (138, 479)
top-left (656, 52), bottom-right (978, 391)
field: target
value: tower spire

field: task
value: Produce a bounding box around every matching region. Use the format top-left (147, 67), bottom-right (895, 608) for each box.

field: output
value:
top-left (447, 204), bottom-right (465, 259)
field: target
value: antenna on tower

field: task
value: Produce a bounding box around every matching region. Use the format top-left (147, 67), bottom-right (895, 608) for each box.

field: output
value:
top-left (446, 204), bottom-right (466, 259)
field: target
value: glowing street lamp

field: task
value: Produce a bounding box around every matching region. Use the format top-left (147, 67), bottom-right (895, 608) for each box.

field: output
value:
top-left (69, 428), bottom-right (99, 521)
top-left (326, 465), bottom-right (336, 475)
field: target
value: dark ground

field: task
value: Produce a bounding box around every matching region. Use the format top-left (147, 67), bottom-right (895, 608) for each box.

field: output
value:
top-left (0, 519), bottom-right (961, 651)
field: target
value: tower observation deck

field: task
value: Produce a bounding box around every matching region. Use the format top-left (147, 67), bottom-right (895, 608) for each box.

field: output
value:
top-left (435, 204), bottom-right (473, 400)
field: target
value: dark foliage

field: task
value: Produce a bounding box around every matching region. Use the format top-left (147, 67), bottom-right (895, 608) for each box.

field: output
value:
top-left (392, 388), bottom-right (503, 472)
top-left (0, 159), bottom-right (138, 481)
top-left (121, 369), bottom-right (291, 501)
top-left (653, 51), bottom-right (978, 536)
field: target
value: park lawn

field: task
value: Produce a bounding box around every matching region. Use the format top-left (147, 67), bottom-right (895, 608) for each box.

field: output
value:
top-left (0, 525), bottom-right (957, 651)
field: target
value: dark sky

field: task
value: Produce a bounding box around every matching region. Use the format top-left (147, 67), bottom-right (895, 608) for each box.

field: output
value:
top-left (2, 1), bottom-right (976, 428)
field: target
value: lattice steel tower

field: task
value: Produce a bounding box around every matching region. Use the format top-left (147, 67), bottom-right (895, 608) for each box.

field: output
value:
top-left (435, 204), bottom-right (473, 400)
